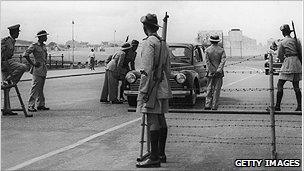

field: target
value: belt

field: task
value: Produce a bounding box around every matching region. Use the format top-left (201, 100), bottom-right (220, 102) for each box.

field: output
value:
top-left (285, 54), bottom-right (298, 57)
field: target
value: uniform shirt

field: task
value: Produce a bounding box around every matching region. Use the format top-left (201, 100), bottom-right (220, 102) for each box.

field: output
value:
top-left (205, 44), bottom-right (226, 75)
top-left (107, 50), bottom-right (126, 74)
top-left (88, 51), bottom-right (95, 58)
top-left (138, 33), bottom-right (172, 100)
top-left (277, 36), bottom-right (302, 73)
top-left (1, 36), bottom-right (16, 61)
top-left (23, 42), bottom-right (48, 76)
top-left (277, 36), bottom-right (301, 61)
top-left (127, 50), bottom-right (137, 70)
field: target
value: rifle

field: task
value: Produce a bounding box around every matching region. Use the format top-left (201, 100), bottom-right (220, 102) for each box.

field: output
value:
top-left (125, 35), bottom-right (129, 42)
top-left (291, 21), bottom-right (302, 63)
top-left (143, 12), bottom-right (169, 108)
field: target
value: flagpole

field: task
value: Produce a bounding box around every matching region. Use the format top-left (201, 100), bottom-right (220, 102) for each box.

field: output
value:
top-left (72, 20), bottom-right (75, 65)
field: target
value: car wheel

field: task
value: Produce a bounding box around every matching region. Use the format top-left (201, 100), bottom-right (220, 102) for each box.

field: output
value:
top-left (185, 90), bottom-right (197, 106)
top-left (127, 96), bottom-right (137, 107)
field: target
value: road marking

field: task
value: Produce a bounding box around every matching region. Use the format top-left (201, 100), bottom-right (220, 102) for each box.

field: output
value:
top-left (7, 117), bottom-right (142, 171)
top-left (223, 74), bottom-right (258, 88)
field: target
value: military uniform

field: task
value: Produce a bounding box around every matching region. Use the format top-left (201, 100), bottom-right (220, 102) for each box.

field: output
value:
top-left (100, 43), bottom-right (130, 103)
top-left (1, 36), bottom-right (27, 84)
top-left (205, 42), bottom-right (226, 110)
top-left (277, 36), bottom-right (302, 81)
top-left (23, 41), bottom-right (48, 109)
top-left (1, 24), bottom-right (27, 115)
top-left (275, 24), bottom-right (302, 111)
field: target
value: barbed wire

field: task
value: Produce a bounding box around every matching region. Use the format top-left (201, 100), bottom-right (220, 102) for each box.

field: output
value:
top-left (224, 70), bottom-right (265, 74)
top-left (167, 140), bottom-right (301, 146)
top-left (217, 105), bottom-right (296, 110)
top-left (224, 55), bottom-right (262, 67)
top-left (219, 102), bottom-right (297, 106)
top-left (169, 124), bottom-right (301, 129)
top-left (166, 117), bottom-right (301, 123)
top-left (169, 133), bottom-right (301, 140)
top-left (221, 87), bottom-right (299, 92)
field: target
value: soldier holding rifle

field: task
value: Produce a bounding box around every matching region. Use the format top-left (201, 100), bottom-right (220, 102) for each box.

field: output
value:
top-left (136, 13), bottom-right (172, 168)
top-left (275, 24), bottom-right (302, 111)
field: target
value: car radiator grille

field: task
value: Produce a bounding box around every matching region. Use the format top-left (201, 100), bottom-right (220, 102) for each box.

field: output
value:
top-left (129, 79), bottom-right (185, 91)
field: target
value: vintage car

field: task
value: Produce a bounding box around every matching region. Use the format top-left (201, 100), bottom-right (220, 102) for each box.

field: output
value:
top-left (264, 51), bottom-right (282, 75)
top-left (124, 43), bottom-right (208, 106)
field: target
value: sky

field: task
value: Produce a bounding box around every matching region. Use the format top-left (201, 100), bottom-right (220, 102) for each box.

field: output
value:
top-left (0, 1), bottom-right (302, 45)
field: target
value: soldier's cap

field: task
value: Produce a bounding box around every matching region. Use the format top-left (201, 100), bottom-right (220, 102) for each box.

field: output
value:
top-left (209, 35), bottom-right (220, 42)
top-left (131, 40), bottom-right (139, 45)
top-left (36, 30), bottom-right (49, 37)
top-left (140, 13), bottom-right (162, 28)
top-left (121, 42), bottom-right (132, 50)
top-left (7, 24), bottom-right (20, 31)
top-left (280, 24), bottom-right (292, 32)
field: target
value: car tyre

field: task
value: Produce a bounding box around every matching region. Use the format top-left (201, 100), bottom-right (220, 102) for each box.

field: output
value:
top-left (127, 96), bottom-right (137, 107)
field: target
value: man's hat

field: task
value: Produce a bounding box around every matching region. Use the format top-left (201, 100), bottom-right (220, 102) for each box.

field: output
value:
top-left (140, 13), bottom-right (162, 28)
top-left (7, 24), bottom-right (20, 31)
top-left (280, 24), bottom-right (292, 33)
top-left (209, 35), bottom-right (220, 42)
top-left (131, 40), bottom-right (139, 45)
top-left (121, 43), bottom-right (132, 51)
top-left (36, 30), bottom-right (49, 37)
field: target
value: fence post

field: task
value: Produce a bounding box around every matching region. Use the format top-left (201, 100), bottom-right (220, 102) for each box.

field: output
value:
top-left (268, 52), bottom-right (277, 159)
top-left (49, 54), bottom-right (52, 69)
top-left (61, 54), bottom-right (64, 68)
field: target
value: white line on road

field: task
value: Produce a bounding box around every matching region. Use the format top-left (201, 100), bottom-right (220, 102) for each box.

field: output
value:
top-left (7, 117), bottom-right (142, 171)
top-left (223, 74), bottom-right (258, 88)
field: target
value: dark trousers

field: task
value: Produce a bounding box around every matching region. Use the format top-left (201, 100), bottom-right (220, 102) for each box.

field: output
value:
top-left (100, 70), bottom-right (119, 101)
top-left (276, 79), bottom-right (301, 107)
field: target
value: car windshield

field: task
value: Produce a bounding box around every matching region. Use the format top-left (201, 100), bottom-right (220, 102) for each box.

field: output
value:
top-left (169, 46), bottom-right (191, 64)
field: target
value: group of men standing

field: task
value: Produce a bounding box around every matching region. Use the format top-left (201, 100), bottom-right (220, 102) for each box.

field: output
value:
top-left (1, 24), bottom-right (50, 116)
top-left (100, 39), bottom-right (139, 103)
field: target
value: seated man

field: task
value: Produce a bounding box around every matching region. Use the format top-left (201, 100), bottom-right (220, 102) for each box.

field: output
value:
top-left (1, 24), bottom-right (28, 115)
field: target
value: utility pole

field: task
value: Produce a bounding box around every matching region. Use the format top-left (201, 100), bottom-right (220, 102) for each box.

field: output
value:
top-left (72, 20), bottom-right (75, 65)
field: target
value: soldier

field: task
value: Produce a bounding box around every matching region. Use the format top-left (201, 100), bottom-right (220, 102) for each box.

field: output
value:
top-left (100, 43), bottom-right (131, 104)
top-left (1, 24), bottom-right (28, 115)
top-left (118, 39), bottom-right (139, 101)
top-left (23, 30), bottom-right (50, 112)
top-left (136, 13), bottom-right (172, 168)
top-left (275, 24), bottom-right (302, 111)
top-left (204, 35), bottom-right (226, 110)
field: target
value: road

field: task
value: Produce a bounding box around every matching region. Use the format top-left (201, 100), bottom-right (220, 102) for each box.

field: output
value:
top-left (1, 59), bottom-right (301, 170)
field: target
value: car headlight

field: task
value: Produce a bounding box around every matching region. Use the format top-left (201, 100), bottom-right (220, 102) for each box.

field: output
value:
top-left (175, 73), bottom-right (186, 84)
top-left (126, 72), bottom-right (136, 83)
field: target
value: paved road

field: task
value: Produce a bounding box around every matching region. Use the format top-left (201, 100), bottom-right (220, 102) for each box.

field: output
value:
top-left (1, 60), bottom-right (302, 170)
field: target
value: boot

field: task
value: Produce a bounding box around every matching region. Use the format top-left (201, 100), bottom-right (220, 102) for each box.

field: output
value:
top-left (295, 91), bottom-right (302, 111)
top-left (136, 130), bottom-right (161, 168)
top-left (275, 91), bottom-right (283, 111)
top-left (159, 128), bottom-right (168, 163)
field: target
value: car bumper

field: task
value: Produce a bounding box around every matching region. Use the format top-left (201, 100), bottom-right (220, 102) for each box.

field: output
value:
top-left (124, 90), bottom-right (191, 97)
